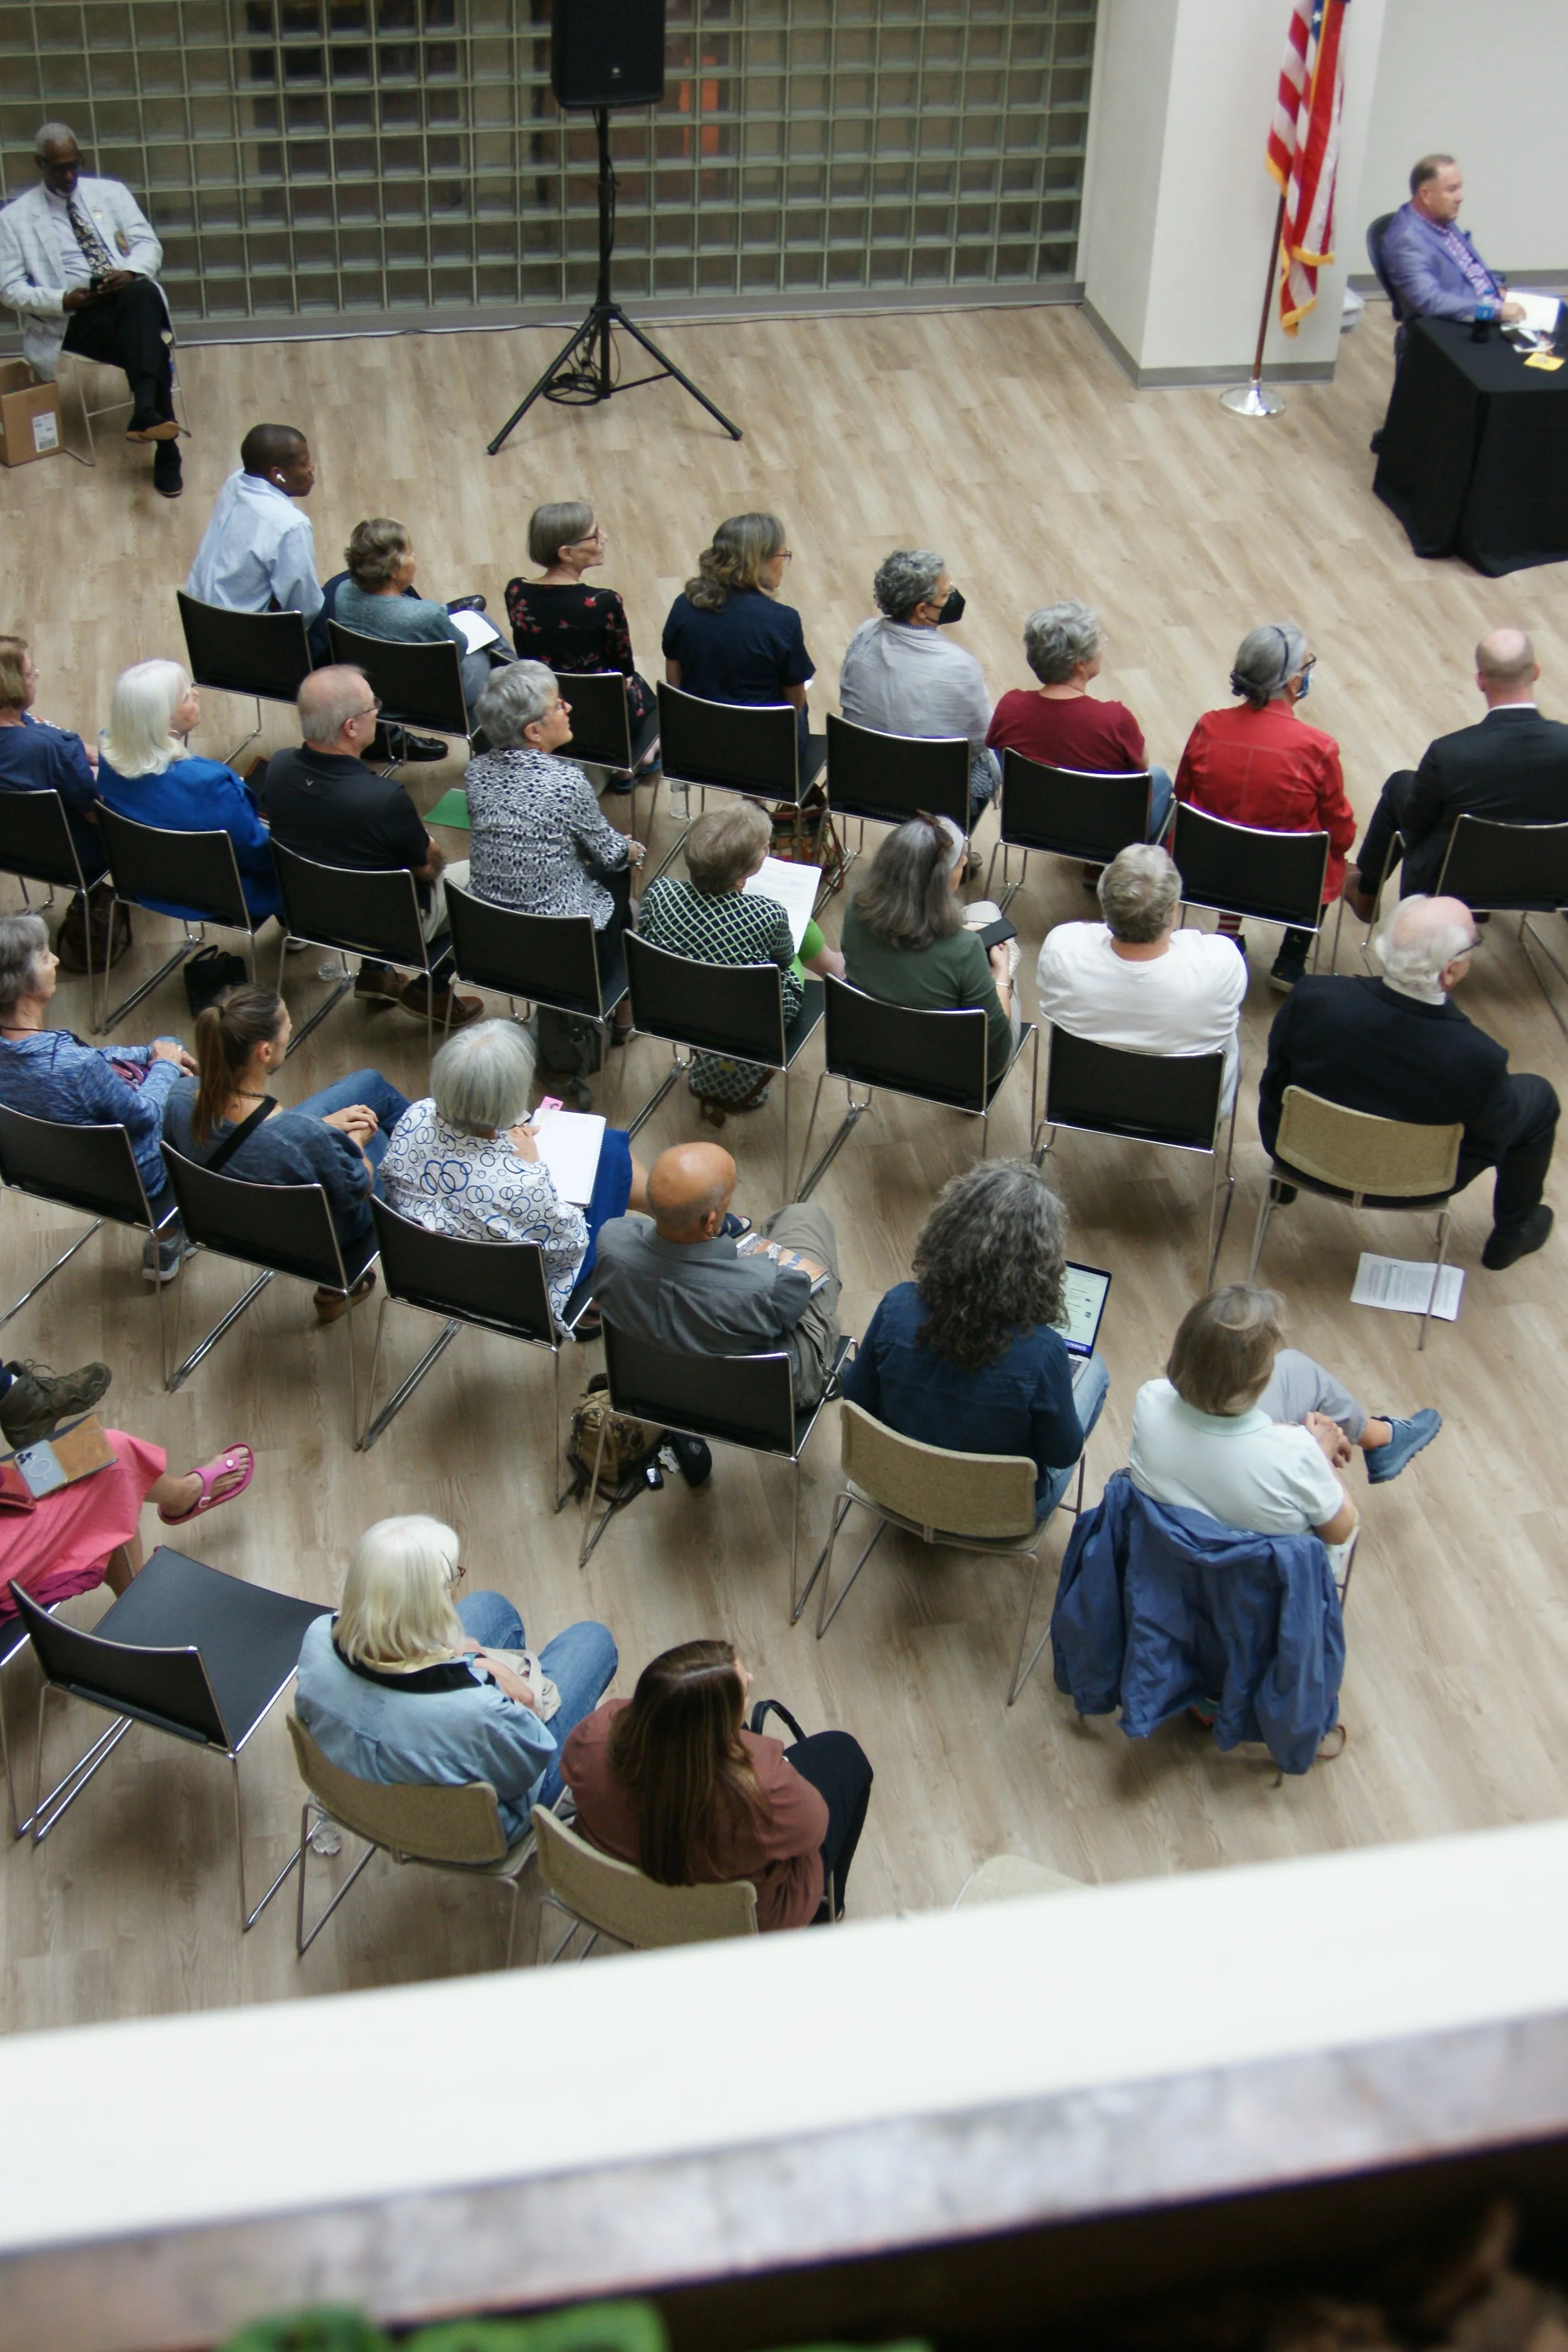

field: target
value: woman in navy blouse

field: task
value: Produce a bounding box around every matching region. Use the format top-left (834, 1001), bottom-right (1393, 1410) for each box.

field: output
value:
top-left (662, 512), bottom-right (814, 764)
top-left (95, 659), bottom-right (283, 924)
top-left (0, 633), bottom-right (103, 873)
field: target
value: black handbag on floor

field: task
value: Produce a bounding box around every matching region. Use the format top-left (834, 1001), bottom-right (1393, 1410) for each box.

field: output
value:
top-left (183, 945), bottom-right (249, 1017)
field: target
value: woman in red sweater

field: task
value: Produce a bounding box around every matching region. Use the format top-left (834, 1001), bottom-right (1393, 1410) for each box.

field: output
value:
top-left (1175, 622), bottom-right (1357, 992)
top-left (562, 1638), bottom-right (873, 1928)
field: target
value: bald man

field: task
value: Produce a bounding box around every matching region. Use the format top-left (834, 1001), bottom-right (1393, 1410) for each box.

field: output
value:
top-left (590, 1142), bottom-right (843, 1407)
top-left (1345, 632), bottom-right (1568, 918)
top-left (1259, 894), bottom-right (1557, 1271)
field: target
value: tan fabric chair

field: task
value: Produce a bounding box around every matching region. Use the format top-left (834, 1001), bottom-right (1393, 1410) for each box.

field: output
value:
top-left (953, 1854), bottom-right (1089, 1906)
top-left (532, 1803), bottom-right (758, 1960)
top-left (288, 1715), bottom-right (537, 1966)
top-left (808, 1400), bottom-right (1086, 1706)
top-left (1249, 1085), bottom-right (1463, 1350)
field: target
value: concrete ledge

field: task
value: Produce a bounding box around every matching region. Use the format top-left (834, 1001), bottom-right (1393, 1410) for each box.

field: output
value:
top-left (1081, 301), bottom-right (1335, 389)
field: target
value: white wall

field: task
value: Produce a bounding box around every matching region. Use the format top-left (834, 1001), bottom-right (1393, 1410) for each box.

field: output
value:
top-left (1360, 0), bottom-right (1568, 278)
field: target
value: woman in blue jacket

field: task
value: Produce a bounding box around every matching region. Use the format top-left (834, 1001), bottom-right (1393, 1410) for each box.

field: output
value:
top-left (95, 659), bottom-right (283, 924)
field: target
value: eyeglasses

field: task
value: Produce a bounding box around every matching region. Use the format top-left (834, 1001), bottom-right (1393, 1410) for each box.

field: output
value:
top-left (443, 1559), bottom-right (466, 1587)
top-left (351, 697), bottom-right (383, 720)
top-left (569, 527), bottom-right (607, 548)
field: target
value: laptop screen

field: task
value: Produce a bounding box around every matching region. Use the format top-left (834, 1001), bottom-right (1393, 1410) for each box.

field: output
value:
top-left (1052, 1261), bottom-right (1111, 1357)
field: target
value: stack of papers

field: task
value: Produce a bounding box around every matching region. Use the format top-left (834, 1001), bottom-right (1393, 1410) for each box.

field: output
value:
top-left (450, 608), bottom-right (504, 653)
top-left (1350, 1253), bottom-right (1463, 1322)
top-left (529, 1108), bottom-right (605, 1205)
top-left (741, 855), bottom-right (822, 952)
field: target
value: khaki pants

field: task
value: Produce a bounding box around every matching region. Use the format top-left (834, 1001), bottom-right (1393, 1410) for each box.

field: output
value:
top-left (759, 1200), bottom-right (842, 1409)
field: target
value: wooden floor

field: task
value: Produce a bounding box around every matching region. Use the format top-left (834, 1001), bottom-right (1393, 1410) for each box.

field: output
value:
top-left (4, 298), bottom-right (1568, 2033)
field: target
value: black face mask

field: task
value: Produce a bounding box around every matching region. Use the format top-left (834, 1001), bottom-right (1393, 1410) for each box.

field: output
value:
top-left (935, 588), bottom-right (965, 625)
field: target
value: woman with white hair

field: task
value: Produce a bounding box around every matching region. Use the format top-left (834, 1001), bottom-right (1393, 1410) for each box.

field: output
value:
top-left (381, 1017), bottom-right (649, 1323)
top-left (294, 1513), bottom-right (617, 1835)
top-left (987, 600), bottom-right (1173, 843)
top-left (841, 813), bottom-right (1015, 1083)
top-left (95, 658), bottom-right (283, 924)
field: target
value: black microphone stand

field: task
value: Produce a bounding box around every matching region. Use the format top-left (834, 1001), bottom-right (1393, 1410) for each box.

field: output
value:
top-left (487, 107), bottom-right (743, 453)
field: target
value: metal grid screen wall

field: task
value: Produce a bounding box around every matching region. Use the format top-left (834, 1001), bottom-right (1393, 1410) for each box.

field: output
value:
top-left (0, 0), bottom-right (1096, 329)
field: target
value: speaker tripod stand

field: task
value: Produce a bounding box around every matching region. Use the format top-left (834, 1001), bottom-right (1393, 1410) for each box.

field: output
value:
top-left (487, 108), bottom-right (742, 453)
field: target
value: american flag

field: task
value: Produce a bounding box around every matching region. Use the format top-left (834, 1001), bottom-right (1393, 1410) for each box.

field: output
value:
top-left (1266, 0), bottom-right (1349, 334)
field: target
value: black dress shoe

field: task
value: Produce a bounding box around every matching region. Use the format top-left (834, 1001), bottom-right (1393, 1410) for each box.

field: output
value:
top-left (371, 724), bottom-right (447, 763)
top-left (445, 593), bottom-right (487, 613)
top-left (152, 443), bottom-right (183, 499)
top-left (1481, 1204), bottom-right (1554, 1270)
top-left (1369, 428), bottom-right (1385, 455)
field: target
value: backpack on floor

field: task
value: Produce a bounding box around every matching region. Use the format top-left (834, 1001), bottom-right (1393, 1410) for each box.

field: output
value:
top-left (566, 1374), bottom-right (662, 1503)
top-left (537, 1005), bottom-right (605, 1084)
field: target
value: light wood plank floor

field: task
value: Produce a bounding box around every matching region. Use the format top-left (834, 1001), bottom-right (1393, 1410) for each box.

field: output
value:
top-left (3, 299), bottom-right (1567, 2032)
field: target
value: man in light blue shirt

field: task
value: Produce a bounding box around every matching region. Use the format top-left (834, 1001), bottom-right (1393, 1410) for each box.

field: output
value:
top-left (185, 422), bottom-right (323, 627)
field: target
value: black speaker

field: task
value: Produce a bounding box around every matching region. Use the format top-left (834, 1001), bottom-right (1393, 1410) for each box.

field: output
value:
top-left (551, 0), bottom-right (665, 110)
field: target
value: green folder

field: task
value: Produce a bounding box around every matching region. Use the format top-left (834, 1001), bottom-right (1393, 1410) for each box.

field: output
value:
top-left (425, 787), bottom-right (470, 830)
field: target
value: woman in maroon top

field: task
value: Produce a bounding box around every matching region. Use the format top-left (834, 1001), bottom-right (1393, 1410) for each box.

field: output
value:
top-left (987, 599), bottom-right (1173, 842)
top-left (503, 501), bottom-right (657, 787)
top-left (562, 1638), bottom-right (873, 1929)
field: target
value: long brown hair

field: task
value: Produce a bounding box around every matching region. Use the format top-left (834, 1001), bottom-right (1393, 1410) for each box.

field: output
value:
top-left (191, 983), bottom-right (284, 1144)
top-left (606, 1639), bottom-right (765, 1883)
top-left (685, 513), bottom-right (786, 612)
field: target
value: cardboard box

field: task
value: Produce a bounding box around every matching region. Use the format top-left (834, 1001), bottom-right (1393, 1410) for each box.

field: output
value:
top-left (0, 362), bottom-right (62, 466)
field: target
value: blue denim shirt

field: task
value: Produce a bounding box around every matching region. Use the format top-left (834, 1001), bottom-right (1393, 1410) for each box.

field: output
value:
top-left (0, 1027), bottom-right (183, 1197)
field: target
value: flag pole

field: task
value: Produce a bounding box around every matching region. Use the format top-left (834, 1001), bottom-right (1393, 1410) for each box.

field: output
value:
top-left (1222, 188), bottom-right (1289, 416)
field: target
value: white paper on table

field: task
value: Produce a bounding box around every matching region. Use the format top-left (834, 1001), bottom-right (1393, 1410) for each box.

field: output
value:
top-left (1505, 289), bottom-right (1562, 340)
top-left (529, 1108), bottom-right (606, 1206)
top-left (742, 855), bottom-right (822, 953)
top-left (450, 608), bottom-right (504, 652)
top-left (1350, 1252), bottom-right (1464, 1323)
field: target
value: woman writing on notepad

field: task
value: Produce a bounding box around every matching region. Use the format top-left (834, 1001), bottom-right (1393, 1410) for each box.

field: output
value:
top-left (382, 1019), bottom-right (649, 1328)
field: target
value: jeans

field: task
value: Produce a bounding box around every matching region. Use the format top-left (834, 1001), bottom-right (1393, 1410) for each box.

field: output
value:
top-left (969, 746), bottom-right (1002, 824)
top-left (455, 1591), bottom-right (618, 1812)
top-left (782, 1729), bottom-right (874, 1920)
top-left (1037, 1348), bottom-right (1110, 1518)
top-left (292, 1068), bottom-right (411, 1192)
top-left (61, 277), bottom-right (172, 421)
top-left (1147, 763), bottom-right (1175, 842)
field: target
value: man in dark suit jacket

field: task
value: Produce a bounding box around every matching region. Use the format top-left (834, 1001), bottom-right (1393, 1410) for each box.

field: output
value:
top-left (1259, 895), bottom-right (1557, 1272)
top-left (1343, 632), bottom-right (1568, 918)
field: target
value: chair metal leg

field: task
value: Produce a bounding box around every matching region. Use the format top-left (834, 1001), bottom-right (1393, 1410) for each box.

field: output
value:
top-left (295, 1801), bottom-right (379, 1955)
top-left (1007, 1544), bottom-right (1048, 1707)
top-left (787, 1454), bottom-right (830, 1624)
top-left (356, 1300), bottom-right (462, 1451)
top-left (97, 924), bottom-right (203, 1036)
top-left (815, 1496), bottom-right (887, 1637)
top-left (1205, 1088), bottom-right (1241, 1286)
top-left (222, 699), bottom-right (265, 770)
top-left (625, 1046), bottom-right (685, 1143)
top-left (536, 1890), bottom-right (583, 1966)
top-left (577, 1408), bottom-right (621, 1568)
top-left (1419, 1207), bottom-right (1453, 1353)
top-left (0, 1216), bottom-right (103, 1334)
top-left (1, 1662), bottom-right (29, 1839)
top-left (284, 955), bottom-right (356, 1056)
top-left (30, 1685), bottom-right (134, 1844)
top-left (166, 1267), bottom-right (274, 1391)
top-left (796, 1079), bottom-right (871, 1201)
top-left (232, 1751), bottom-right (304, 1933)
top-left (1246, 1181), bottom-right (1279, 1282)
top-left (1518, 916), bottom-right (1568, 1047)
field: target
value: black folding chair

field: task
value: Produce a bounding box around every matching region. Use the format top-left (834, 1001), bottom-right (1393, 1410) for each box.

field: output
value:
top-left (0, 1104), bottom-right (180, 1371)
top-left (551, 669), bottom-right (660, 830)
top-left (270, 840), bottom-right (435, 1056)
top-left (1034, 1028), bottom-right (1237, 1285)
top-left (159, 1143), bottom-right (377, 1432)
top-left (359, 1197), bottom-right (596, 1465)
top-left (795, 976), bottom-right (1038, 1199)
top-left (443, 881), bottom-right (627, 1094)
top-left (3, 1604), bottom-right (50, 1837)
top-left (176, 591), bottom-right (313, 766)
top-left (624, 932), bottom-right (825, 1189)
top-left (1436, 814), bottom-right (1568, 1044)
top-left (11, 1551), bottom-right (328, 1930)
top-left (581, 1316), bottom-right (853, 1619)
top-left (327, 620), bottom-right (472, 756)
top-left (1171, 803), bottom-right (1329, 955)
top-left (93, 803), bottom-right (267, 1034)
top-left (1366, 211), bottom-right (1402, 316)
top-left (824, 712), bottom-right (969, 883)
top-left (984, 751), bottom-right (1154, 904)
top-left (0, 787), bottom-right (107, 1016)
top-left (651, 682), bottom-right (827, 881)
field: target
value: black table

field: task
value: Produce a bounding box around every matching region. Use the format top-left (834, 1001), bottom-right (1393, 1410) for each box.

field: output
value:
top-left (1374, 315), bottom-right (1568, 576)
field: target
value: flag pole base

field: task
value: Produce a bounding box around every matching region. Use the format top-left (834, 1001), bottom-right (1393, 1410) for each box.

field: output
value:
top-left (1221, 379), bottom-right (1286, 418)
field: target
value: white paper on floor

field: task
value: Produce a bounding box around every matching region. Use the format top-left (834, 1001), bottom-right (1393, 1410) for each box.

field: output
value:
top-left (1350, 1252), bottom-right (1464, 1322)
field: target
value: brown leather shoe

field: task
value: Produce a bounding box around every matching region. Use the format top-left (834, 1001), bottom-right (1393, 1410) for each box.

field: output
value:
top-left (400, 977), bottom-right (483, 1028)
top-left (126, 416), bottom-right (181, 442)
top-left (353, 967), bottom-right (405, 1005)
top-left (314, 1270), bottom-right (376, 1323)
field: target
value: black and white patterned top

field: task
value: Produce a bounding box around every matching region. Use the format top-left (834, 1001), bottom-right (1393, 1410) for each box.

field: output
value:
top-left (465, 746), bottom-right (630, 927)
top-left (639, 876), bottom-right (803, 1103)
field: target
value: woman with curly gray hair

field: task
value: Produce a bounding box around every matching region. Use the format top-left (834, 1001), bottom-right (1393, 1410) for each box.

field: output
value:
top-left (842, 1159), bottom-right (1108, 1521)
top-left (838, 546), bottom-right (999, 822)
top-left (987, 598), bottom-right (1173, 846)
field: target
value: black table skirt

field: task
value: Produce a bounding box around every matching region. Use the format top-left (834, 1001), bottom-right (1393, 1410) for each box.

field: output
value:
top-left (1373, 315), bottom-right (1568, 577)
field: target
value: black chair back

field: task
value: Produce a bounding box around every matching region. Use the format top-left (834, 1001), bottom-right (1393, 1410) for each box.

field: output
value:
top-left (601, 1318), bottom-right (798, 1456)
top-left (1044, 1027), bottom-right (1223, 1150)
top-left (1172, 803), bottom-right (1328, 930)
top-left (1366, 211), bottom-right (1401, 316)
top-left (0, 787), bottom-right (95, 893)
top-left (657, 682), bottom-right (802, 805)
top-left (160, 1145), bottom-right (357, 1290)
top-left (998, 751), bottom-right (1153, 864)
top-left (825, 712), bottom-right (969, 830)
top-left (369, 1197), bottom-right (557, 1343)
top-left (96, 803), bottom-right (253, 933)
top-left (823, 975), bottom-right (992, 1112)
top-left (443, 880), bottom-right (617, 1020)
top-left (625, 933), bottom-right (789, 1068)
top-left (177, 592), bottom-right (312, 706)
top-left (9, 1581), bottom-right (230, 1749)
top-left (271, 842), bottom-right (428, 968)
top-left (0, 1104), bottom-right (161, 1229)
top-left (1436, 814), bottom-right (1568, 913)
top-left (552, 670), bottom-right (633, 770)
top-left (327, 621), bottom-right (470, 738)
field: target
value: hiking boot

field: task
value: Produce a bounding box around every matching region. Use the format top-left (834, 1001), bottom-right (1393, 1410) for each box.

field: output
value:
top-left (0, 1358), bottom-right (112, 1448)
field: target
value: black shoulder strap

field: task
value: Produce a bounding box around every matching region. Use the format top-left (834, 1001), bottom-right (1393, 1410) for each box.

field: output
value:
top-left (203, 1096), bottom-right (275, 1173)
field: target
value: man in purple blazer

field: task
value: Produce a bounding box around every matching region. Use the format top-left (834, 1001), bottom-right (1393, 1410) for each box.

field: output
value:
top-left (1378, 156), bottom-right (1523, 339)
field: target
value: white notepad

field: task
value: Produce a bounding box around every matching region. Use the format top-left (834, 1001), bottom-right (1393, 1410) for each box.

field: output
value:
top-left (450, 608), bottom-right (504, 652)
top-left (1350, 1253), bottom-right (1464, 1323)
top-left (742, 856), bottom-right (822, 953)
top-left (1505, 289), bottom-right (1562, 341)
top-left (529, 1108), bottom-right (605, 1206)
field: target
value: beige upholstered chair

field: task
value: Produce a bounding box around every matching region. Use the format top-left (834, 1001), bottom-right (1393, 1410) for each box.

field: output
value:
top-left (288, 1715), bottom-right (537, 1965)
top-left (808, 1400), bottom-right (1086, 1706)
top-left (1249, 1086), bottom-right (1463, 1350)
top-left (953, 1855), bottom-right (1089, 1906)
top-left (532, 1803), bottom-right (758, 1961)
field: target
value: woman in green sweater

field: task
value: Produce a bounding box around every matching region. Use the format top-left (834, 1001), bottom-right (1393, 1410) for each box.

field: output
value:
top-left (840, 813), bottom-right (1015, 1086)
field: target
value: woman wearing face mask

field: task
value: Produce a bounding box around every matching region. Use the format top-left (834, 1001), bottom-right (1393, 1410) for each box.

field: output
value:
top-left (1175, 622), bottom-right (1356, 994)
top-left (838, 548), bottom-right (999, 826)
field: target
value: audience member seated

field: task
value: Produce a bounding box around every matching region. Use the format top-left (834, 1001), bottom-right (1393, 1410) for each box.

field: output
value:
top-left (185, 421), bottom-right (323, 631)
top-left (259, 665), bottom-right (480, 1030)
top-left (563, 1638), bottom-right (873, 1928)
top-left (844, 1160), bottom-right (1108, 1521)
top-left (592, 1141), bottom-right (842, 1411)
top-left (1034, 844), bottom-right (1246, 1111)
top-left (1259, 894), bottom-right (1559, 1273)
top-left (662, 513), bottom-right (815, 768)
top-left (95, 658), bottom-right (283, 926)
top-left (841, 813), bottom-right (1014, 1081)
top-left (1175, 622), bottom-right (1355, 993)
top-left (0, 1355), bottom-right (110, 1450)
top-left (332, 517), bottom-right (506, 722)
top-left (0, 633), bottom-right (121, 972)
top-left (382, 1017), bottom-right (649, 1327)
top-left (503, 501), bottom-right (658, 785)
top-left (987, 599), bottom-right (1173, 842)
top-left (294, 1513), bottom-right (617, 1834)
top-left (638, 799), bottom-right (843, 1120)
top-left (839, 548), bottom-right (997, 824)
top-left (0, 910), bottom-right (193, 1279)
top-left (162, 983), bottom-right (409, 1321)
top-left (1345, 630), bottom-right (1568, 917)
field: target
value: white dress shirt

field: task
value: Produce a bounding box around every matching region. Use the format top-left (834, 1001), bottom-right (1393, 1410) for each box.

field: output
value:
top-left (1034, 922), bottom-right (1246, 1109)
top-left (839, 615), bottom-right (992, 758)
top-left (184, 469), bottom-right (323, 622)
top-left (41, 190), bottom-right (92, 289)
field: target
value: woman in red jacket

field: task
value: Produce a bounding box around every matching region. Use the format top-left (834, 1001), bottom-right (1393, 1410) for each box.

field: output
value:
top-left (1175, 623), bottom-right (1356, 993)
top-left (562, 1638), bottom-right (873, 1928)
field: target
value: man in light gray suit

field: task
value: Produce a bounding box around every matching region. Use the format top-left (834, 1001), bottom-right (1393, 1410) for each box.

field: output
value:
top-left (0, 121), bottom-right (180, 496)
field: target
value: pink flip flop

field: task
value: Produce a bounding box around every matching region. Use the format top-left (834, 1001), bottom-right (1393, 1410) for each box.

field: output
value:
top-left (159, 1443), bottom-right (255, 1525)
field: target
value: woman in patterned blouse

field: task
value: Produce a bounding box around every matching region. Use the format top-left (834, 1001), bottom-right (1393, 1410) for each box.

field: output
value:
top-left (638, 799), bottom-right (844, 1117)
top-left (502, 501), bottom-right (657, 787)
top-left (382, 1017), bottom-right (649, 1327)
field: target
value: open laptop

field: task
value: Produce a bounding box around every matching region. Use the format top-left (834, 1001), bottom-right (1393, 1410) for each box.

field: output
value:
top-left (1052, 1261), bottom-right (1111, 1361)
